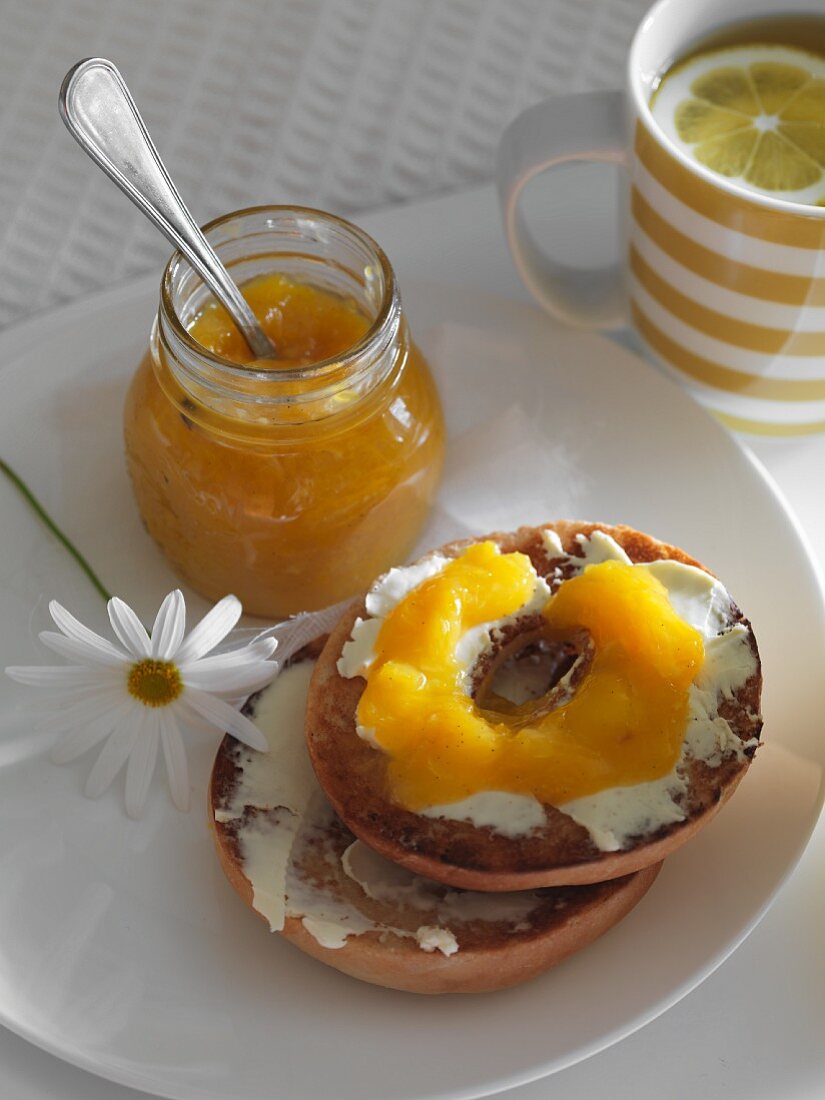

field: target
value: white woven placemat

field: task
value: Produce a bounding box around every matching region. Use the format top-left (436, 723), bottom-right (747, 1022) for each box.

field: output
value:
top-left (0, 0), bottom-right (649, 327)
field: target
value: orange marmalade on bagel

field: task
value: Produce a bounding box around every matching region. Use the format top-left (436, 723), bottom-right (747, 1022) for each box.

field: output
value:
top-left (337, 527), bottom-right (759, 851)
top-left (356, 541), bottom-right (704, 810)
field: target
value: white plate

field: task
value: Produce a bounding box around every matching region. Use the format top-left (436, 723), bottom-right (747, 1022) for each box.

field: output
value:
top-left (0, 185), bottom-right (822, 1100)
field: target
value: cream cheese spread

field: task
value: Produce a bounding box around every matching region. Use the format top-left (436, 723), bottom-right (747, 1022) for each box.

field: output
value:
top-left (214, 660), bottom-right (317, 932)
top-left (215, 661), bottom-right (545, 954)
top-left (419, 791), bottom-right (547, 838)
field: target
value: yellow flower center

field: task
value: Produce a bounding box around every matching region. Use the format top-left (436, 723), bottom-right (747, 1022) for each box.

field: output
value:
top-left (127, 659), bottom-right (183, 707)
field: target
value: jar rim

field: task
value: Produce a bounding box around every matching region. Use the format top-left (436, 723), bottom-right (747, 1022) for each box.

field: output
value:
top-left (159, 204), bottom-right (399, 384)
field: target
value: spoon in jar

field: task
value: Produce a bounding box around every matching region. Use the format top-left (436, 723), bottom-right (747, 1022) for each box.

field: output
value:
top-left (58, 57), bottom-right (277, 360)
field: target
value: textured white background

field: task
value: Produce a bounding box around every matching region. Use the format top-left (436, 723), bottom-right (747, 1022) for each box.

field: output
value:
top-left (0, 0), bottom-right (650, 326)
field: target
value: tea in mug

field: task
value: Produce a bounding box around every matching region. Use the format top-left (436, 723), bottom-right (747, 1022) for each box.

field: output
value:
top-left (650, 15), bottom-right (825, 206)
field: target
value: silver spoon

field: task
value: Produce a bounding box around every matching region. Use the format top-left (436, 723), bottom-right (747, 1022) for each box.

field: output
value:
top-left (59, 57), bottom-right (276, 361)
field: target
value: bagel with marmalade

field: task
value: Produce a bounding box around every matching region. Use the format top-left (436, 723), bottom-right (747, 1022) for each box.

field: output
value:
top-left (209, 642), bottom-right (661, 994)
top-left (306, 521), bottom-right (762, 891)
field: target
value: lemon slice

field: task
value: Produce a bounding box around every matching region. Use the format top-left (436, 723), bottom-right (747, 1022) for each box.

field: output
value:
top-left (651, 45), bottom-right (825, 205)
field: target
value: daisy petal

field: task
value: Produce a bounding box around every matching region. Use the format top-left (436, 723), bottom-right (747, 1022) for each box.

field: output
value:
top-left (181, 664), bottom-right (276, 695)
top-left (170, 703), bottom-right (216, 736)
top-left (84, 715), bottom-right (142, 799)
top-left (108, 598), bottom-right (151, 658)
top-left (179, 688), bottom-right (268, 751)
top-left (49, 601), bottom-right (129, 661)
top-left (180, 638), bottom-right (277, 673)
top-left (6, 665), bottom-right (117, 688)
top-left (37, 689), bottom-right (126, 736)
top-left (160, 710), bottom-right (190, 811)
top-left (125, 714), bottom-right (160, 819)
top-left (175, 596), bottom-right (242, 663)
top-left (39, 631), bottom-right (128, 669)
top-left (50, 700), bottom-right (134, 764)
top-left (52, 723), bottom-right (115, 765)
top-left (150, 590), bottom-right (185, 660)
top-left (26, 683), bottom-right (125, 715)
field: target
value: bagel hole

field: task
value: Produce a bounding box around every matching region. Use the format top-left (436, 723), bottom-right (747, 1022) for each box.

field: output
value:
top-left (479, 637), bottom-right (582, 713)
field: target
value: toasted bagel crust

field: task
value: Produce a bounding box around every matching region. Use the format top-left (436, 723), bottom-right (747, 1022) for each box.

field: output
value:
top-left (306, 521), bottom-right (762, 890)
top-left (209, 644), bottom-right (662, 993)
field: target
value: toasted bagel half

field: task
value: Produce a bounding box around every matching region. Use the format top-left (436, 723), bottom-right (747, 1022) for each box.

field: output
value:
top-left (306, 521), bottom-right (762, 891)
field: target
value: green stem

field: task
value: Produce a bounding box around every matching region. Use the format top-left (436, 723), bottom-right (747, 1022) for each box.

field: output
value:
top-left (0, 458), bottom-right (113, 603)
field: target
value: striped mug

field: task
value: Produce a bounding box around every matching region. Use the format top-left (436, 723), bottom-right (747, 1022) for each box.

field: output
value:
top-left (497, 0), bottom-right (825, 436)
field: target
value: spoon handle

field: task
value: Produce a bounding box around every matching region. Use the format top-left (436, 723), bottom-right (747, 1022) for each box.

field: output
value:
top-left (59, 58), bottom-right (275, 360)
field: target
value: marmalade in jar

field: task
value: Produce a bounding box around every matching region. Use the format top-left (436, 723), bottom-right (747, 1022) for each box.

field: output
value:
top-left (123, 207), bottom-right (445, 618)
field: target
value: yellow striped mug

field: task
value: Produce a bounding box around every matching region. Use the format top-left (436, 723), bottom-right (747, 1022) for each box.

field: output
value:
top-left (496, 0), bottom-right (825, 436)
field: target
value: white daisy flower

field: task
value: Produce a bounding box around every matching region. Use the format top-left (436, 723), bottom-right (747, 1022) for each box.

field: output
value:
top-left (6, 591), bottom-right (277, 819)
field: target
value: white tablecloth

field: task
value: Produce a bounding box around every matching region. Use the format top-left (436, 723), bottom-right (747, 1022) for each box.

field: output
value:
top-left (0, 0), bottom-right (647, 326)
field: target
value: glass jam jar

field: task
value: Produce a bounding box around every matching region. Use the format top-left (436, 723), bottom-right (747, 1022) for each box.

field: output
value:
top-left (123, 207), bottom-right (445, 618)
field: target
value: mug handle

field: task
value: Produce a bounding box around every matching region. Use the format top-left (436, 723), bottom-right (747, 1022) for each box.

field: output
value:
top-left (497, 89), bottom-right (627, 330)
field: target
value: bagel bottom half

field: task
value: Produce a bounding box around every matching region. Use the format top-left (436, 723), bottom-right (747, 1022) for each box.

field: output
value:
top-left (209, 642), bottom-right (662, 995)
